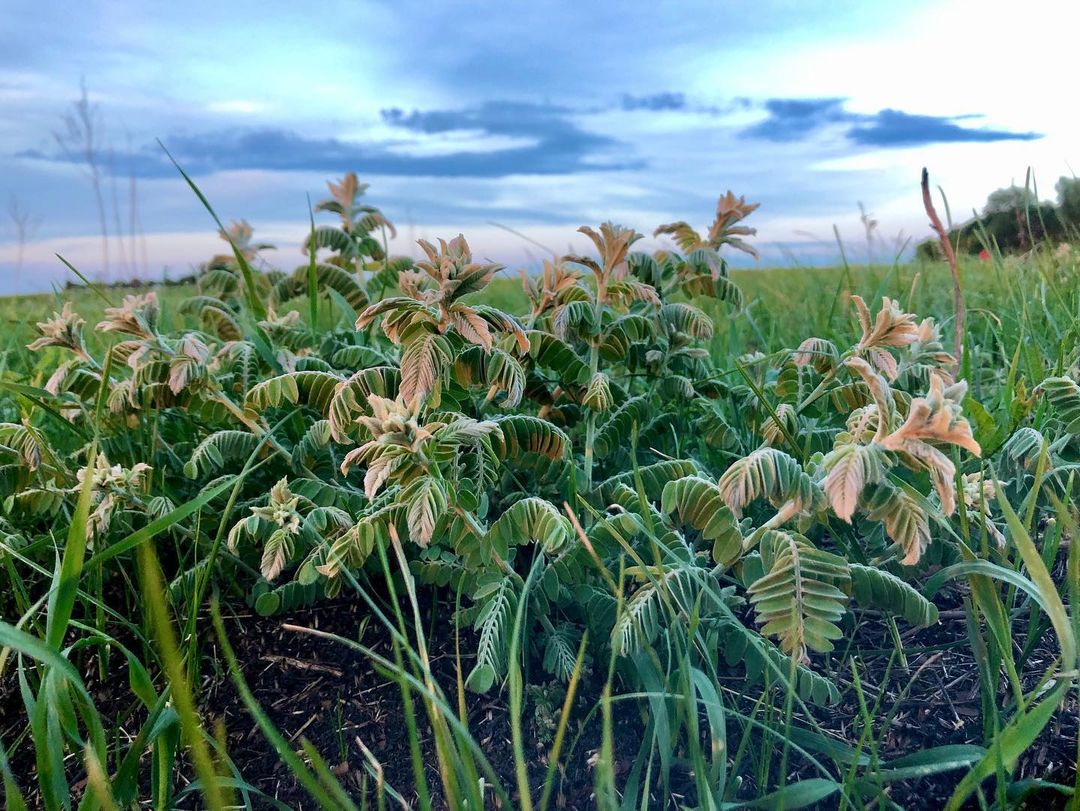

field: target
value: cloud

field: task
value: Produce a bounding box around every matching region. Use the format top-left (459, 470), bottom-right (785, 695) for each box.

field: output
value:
top-left (205, 100), bottom-right (268, 115)
top-left (741, 98), bottom-right (851, 141)
top-left (16, 93), bottom-right (1039, 189)
top-left (741, 97), bottom-right (1041, 146)
top-left (379, 100), bottom-right (637, 174)
top-left (848, 109), bottom-right (1041, 146)
top-left (620, 92), bottom-right (687, 111)
top-left (17, 100), bottom-right (641, 180)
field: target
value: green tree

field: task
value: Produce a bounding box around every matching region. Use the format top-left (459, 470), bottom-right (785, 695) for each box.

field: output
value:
top-left (983, 185), bottom-right (1037, 216)
top-left (1056, 176), bottom-right (1080, 226)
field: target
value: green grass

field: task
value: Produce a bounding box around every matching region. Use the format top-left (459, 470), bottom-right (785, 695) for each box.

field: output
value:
top-left (0, 258), bottom-right (1005, 356)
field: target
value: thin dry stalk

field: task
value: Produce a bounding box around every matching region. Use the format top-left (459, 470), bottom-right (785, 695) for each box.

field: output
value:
top-left (54, 78), bottom-right (110, 280)
top-left (6, 195), bottom-right (42, 282)
top-left (921, 168), bottom-right (964, 373)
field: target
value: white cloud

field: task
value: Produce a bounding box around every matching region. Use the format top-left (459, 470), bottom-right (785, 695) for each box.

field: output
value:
top-left (382, 130), bottom-right (539, 157)
top-left (206, 100), bottom-right (269, 115)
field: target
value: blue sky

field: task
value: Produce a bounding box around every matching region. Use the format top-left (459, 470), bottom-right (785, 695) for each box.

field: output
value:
top-left (0, 0), bottom-right (1075, 291)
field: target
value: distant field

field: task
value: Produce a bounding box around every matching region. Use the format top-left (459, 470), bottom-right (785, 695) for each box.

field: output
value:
top-left (2, 259), bottom-right (990, 356)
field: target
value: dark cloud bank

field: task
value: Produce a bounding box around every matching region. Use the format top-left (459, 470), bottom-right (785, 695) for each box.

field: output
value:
top-left (743, 97), bottom-right (1040, 146)
top-left (16, 97), bottom-right (1040, 180)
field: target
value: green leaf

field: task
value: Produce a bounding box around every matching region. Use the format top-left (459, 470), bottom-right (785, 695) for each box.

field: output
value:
top-left (494, 415), bottom-right (570, 465)
top-left (721, 778), bottom-right (838, 809)
top-left (598, 459), bottom-right (700, 503)
top-left (661, 475), bottom-right (742, 566)
top-left (46, 443), bottom-right (96, 650)
top-left (245, 371), bottom-right (343, 412)
top-left (254, 591), bottom-right (281, 616)
top-left (185, 430), bottom-right (261, 479)
top-left (748, 531), bottom-right (849, 659)
top-left (1037, 375), bottom-right (1080, 433)
top-left (466, 576), bottom-right (518, 693)
top-left (593, 397), bottom-right (650, 458)
top-left (848, 564), bottom-right (938, 627)
top-left (285, 262), bottom-right (368, 311)
top-left (488, 498), bottom-right (573, 555)
top-left (525, 331), bottom-right (590, 385)
top-left (717, 446), bottom-right (819, 517)
top-left (945, 683), bottom-right (1067, 810)
top-left (994, 471), bottom-right (1076, 668)
top-left (464, 663), bottom-right (496, 693)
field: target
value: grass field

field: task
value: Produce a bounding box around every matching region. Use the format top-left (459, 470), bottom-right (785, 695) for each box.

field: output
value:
top-left (1, 189), bottom-right (1079, 810)
top-left (0, 258), bottom-right (1011, 355)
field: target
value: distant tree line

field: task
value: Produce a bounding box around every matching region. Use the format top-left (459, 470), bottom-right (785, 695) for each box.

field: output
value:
top-left (916, 177), bottom-right (1080, 259)
top-left (62, 273), bottom-right (198, 291)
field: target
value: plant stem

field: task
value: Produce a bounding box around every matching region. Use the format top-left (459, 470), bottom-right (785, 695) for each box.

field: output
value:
top-left (583, 296), bottom-right (603, 494)
top-left (922, 168), bottom-right (965, 374)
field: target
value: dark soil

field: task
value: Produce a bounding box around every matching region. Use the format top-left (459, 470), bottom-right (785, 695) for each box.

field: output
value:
top-left (2, 576), bottom-right (1076, 810)
top-left (202, 596), bottom-right (646, 809)
top-left (196, 580), bottom-right (1079, 809)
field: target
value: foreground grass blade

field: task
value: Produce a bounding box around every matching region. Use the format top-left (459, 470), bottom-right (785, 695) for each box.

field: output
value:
top-left (946, 682), bottom-right (1067, 810)
top-left (86, 474), bottom-right (237, 568)
top-left (55, 254), bottom-right (115, 306)
top-left (45, 443), bottom-right (96, 649)
top-left (720, 778), bottom-right (839, 810)
top-left (136, 539), bottom-right (227, 810)
top-left (0, 621), bottom-right (105, 810)
top-left (993, 471), bottom-right (1076, 670)
top-left (159, 141), bottom-right (268, 321)
top-left (0, 740), bottom-right (28, 811)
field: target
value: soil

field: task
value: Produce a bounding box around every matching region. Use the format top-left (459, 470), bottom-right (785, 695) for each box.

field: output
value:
top-left (203, 597), bottom-right (641, 809)
top-left (1, 577), bottom-right (1076, 810)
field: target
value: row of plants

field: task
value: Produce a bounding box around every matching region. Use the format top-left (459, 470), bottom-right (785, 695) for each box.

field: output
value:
top-left (1, 171), bottom-right (1079, 809)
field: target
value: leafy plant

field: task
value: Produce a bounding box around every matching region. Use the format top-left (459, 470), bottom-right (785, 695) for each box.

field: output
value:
top-left (3, 171), bottom-right (1078, 809)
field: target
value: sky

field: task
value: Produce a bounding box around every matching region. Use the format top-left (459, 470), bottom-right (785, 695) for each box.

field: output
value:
top-left (0, 0), bottom-right (1077, 292)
